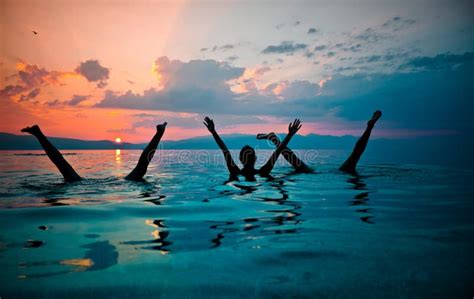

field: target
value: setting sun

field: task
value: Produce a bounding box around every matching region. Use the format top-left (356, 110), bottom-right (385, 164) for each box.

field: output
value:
top-left (115, 137), bottom-right (122, 143)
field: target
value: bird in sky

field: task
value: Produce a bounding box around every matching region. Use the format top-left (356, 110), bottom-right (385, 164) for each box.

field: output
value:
top-left (32, 31), bottom-right (38, 35)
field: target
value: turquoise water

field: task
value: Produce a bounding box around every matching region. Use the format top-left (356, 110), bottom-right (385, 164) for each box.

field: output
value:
top-left (0, 150), bottom-right (473, 298)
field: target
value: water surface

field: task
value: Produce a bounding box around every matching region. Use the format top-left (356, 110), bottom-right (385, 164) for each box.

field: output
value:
top-left (0, 150), bottom-right (473, 298)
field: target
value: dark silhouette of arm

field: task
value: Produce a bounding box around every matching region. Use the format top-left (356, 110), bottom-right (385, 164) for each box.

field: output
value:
top-left (340, 110), bottom-right (382, 173)
top-left (125, 122), bottom-right (167, 181)
top-left (203, 117), bottom-right (240, 177)
top-left (20, 125), bottom-right (82, 182)
top-left (258, 133), bottom-right (313, 173)
top-left (259, 119), bottom-right (301, 176)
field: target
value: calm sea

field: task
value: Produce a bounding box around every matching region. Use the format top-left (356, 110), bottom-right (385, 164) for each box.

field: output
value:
top-left (0, 150), bottom-right (473, 298)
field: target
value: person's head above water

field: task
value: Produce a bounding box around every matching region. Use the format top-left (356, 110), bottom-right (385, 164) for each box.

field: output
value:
top-left (204, 116), bottom-right (303, 179)
top-left (239, 145), bottom-right (256, 169)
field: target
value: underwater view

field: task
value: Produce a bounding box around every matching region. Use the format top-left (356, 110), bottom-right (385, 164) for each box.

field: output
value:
top-left (0, 150), bottom-right (472, 298)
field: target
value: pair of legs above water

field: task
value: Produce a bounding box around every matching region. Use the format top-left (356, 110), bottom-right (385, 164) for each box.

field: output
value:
top-left (339, 110), bottom-right (382, 173)
top-left (258, 111), bottom-right (382, 174)
top-left (21, 123), bottom-right (167, 182)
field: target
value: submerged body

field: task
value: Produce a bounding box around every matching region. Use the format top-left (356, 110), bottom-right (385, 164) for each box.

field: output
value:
top-left (203, 117), bottom-right (302, 182)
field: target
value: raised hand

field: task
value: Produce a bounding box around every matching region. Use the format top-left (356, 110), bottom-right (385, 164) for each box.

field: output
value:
top-left (156, 122), bottom-right (167, 133)
top-left (288, 119), bottom-right (302, 135)
top-left (203, 117), bottom-right (215, 132)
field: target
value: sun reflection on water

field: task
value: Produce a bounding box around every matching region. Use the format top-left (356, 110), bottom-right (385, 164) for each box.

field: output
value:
top-left (115, 149), bottom-right (121, 164)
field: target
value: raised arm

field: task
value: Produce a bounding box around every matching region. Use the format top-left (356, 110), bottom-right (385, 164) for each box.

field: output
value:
top-left (259, 119), bottom-right (302, 176)
top-left (203, 117), bottom-right (240, 177)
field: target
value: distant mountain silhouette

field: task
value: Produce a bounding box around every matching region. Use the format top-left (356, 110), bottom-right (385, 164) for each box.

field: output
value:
top-left (1, 132), bottom-right (472, 168)
top-left (0, 132), bottom-right (356, 150)
top-left (0, 132), bottom-right (142, 150)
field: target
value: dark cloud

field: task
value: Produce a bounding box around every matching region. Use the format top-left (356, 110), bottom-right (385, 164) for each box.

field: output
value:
top-left (45, 95), bottom-right (88, 107)
top-left (382, 16), bottom-right (416, 31)
top-left (221, 44), bottom-right (234, 50)
top-left (322, 54), bottom-right (474, 133)
top-left (314, 45), bottom-right (326, 51)
top-left (96, 52), bottom-right (474, 135)
top-left (366, 55), bottom-right (382, 63)
top-left (96, 81), bottom-right (107, 89)
top-left (200, 48), bottom-right (208, 52)
top-left (0, 84), bottom-right (26, 99)
top-left (277, 80), bottom-right (320, 100)
top-left (152, 56), bottom-right (244, 90)
top-left (97, 57), bottom-right (246, 113)
top-left (342, 44), bottom-right (362, 52)
top-left (254, 66), bottom-right (271, 76)
top-left (0, 63), bottom-right (65, 100)
top-left (227, 55), bottom-right (239, 62)
top-left (262, 41), bottom-right (308, 54)
top-left (354, 52), bottom-right (411, 66)
top-left (19, 88), bottom-right (40, 102)
top-left (95, 57), bottom-right (326, 116)
top-left (45, 99), bottom-right (61, 107)
top-left (75, 59), bottom-right (110, 88)
top-left (399, 52), bottom-right (474, 71)
top-left (354, 27), bottom-right (391, 43)
top-left (211, 44), bottom-right (236, 52)
top-left (307, 28), bottom-right (317, 34)
top-left (68, 95), bottom-right (88, 106)
top-left (17, 65), bottom-right (50, 87)
top-left (1, 60), bottom-right (110, 101)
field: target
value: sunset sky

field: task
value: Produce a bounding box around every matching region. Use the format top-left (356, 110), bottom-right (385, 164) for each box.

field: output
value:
top-left (1, 0), bottom-right (473, 142)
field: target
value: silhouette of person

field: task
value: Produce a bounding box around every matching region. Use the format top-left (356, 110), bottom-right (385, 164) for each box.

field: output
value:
top-left (257, 111), bottom-right (382, 174)
top-left (338, 110), bottom-right (382, 173)
top-left (203, 117), bottom-right (302, 181)
top-left (20, 122), bottom-right (167, 182)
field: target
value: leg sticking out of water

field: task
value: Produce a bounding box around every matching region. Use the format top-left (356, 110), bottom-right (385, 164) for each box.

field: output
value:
top-left (257, 132), bottom-right (313, 173)
top-left (339, 110), bottom-right (382, 173)
top-left (20, 125), bottom-right (82, 182)
top-left (125, 122), bottom-right (167, 181)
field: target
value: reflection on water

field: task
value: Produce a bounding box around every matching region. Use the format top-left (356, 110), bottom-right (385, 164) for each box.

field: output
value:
top-left (17, 240), bottom-right (118, 279)
top-left (0, 150), bottom-right (473, 297)
top-left (346, 174), bottom-right (375, 224)
top-left (115, 149), bottom-right (121, 164)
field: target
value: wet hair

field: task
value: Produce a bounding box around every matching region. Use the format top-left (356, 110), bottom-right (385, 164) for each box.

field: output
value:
top-left (239, 145), bottom-right (256, 168)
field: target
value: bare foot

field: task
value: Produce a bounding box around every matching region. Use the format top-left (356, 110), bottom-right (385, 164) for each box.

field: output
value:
top-left (368, 110), bottom-right (382, 126)
top-left (256, 132), bottom-right (277, 140)
top-left (156, 122), bottom-right (167, 133)
top-left (21, 125), bottom-right (41, 135)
